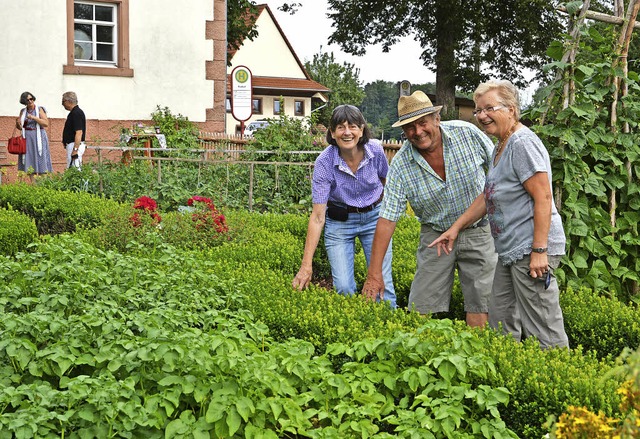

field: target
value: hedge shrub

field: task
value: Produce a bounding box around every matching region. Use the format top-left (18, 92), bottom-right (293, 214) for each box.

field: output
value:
top-left (561, 286), bottom-right (640, 360)
top-left (1, 184), bottom-right (637, 438)
top-left (0, 236), bottom-right (518, 438)
top-left (0, 208), bottom-right (38, 256)
top-left (0, 184), bottom-right (121, 235)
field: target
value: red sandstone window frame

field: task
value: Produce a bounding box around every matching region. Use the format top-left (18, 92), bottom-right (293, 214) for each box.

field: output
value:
top-left (64, 0), bottom-right (133, 77)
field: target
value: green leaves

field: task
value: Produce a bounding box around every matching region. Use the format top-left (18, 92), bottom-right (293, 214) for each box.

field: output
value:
top-left (527, 27), bottom-right (640, 302)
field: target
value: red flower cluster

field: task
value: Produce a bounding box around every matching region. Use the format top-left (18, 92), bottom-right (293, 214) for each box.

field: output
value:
top-left (187, 196), bottom-right (228, 234)
top-left (130, 196), bottom-right (162, 227)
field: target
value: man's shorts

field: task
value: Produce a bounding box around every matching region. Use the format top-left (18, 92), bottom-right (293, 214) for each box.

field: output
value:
top-left (408, 223), bottom-right (497, 314)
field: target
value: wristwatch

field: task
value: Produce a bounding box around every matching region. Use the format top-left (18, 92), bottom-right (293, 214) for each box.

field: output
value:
top-left (531, 247), bottom-right (548, 253)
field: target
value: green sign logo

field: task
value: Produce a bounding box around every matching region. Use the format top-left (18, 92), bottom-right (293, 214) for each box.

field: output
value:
top-left (235, 69), bottom-right (249, 83)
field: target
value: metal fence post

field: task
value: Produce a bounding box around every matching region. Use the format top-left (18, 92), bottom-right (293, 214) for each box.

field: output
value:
top-left (249, 163), bottom-right (254, 211)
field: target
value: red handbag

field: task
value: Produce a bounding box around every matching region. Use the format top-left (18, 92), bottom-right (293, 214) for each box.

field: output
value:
top-left (7, 128), bottom-right (26, 155)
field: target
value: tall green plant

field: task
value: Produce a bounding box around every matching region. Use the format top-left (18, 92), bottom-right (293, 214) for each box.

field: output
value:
top-left (242, 108), bottom-right (319, 212)
top-left (527, 26), bottom-right (640, 302)
top-left (150, 105), bottom-right (200, 157)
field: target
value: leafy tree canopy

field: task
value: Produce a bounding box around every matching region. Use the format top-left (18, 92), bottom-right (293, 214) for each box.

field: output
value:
top-left (304, 52), bottom-right (366, 127)
top-left (227, 0), bottom-right (259, 64)
top-left (324, 0), bottom-right (564, 116)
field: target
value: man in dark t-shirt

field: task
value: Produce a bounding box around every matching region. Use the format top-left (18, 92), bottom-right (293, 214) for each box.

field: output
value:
top-left (61, 91), bottom-right (86, 169)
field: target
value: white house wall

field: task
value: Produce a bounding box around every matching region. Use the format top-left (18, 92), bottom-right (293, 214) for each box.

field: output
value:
top-left (0, 0), bottom-right (213, 122)
top-left (228, 11), bottom-right (306, 79)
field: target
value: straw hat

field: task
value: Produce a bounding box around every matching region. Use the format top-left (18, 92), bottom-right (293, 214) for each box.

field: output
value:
top-left (391, 91), bottom-right (443, 128)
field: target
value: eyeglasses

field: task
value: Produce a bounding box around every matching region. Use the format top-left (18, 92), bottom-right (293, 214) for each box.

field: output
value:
top-left (544, 269), bottom-right (551, 290)
top-left (472, 105), bottom-right (506, 117)
top-left (530, 267), bottom-right (552, 290)
top-left (26, 97), bottom-right (34, 102)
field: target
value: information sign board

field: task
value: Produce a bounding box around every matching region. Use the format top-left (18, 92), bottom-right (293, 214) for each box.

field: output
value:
top-left (231, 66), bottom-right (253, 122)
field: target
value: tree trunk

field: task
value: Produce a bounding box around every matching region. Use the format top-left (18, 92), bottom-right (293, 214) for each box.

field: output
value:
top-left (434, 3), bottom-right (458, 119)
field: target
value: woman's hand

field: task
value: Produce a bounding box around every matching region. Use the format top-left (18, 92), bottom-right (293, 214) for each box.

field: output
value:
top-left (428, 226), bottom-right (460, 256)
top-left (529, 252), bottom-right (549, 279)
top-left (292, 266), bottom-right (312, 291)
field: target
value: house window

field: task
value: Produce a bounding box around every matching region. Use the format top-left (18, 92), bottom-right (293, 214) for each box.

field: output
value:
top-left (273, 99), bottom-right (281, 115)
top-left (252, 98), bottom-right (263, 115)
top-left (64, 0), bottom-right (133, 77)
top-left (74, 2), bottom-right (116, 63)
top-left (294, 100), bottom-right (305, 116)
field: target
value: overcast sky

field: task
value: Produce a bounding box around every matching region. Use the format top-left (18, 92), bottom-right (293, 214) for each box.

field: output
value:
top-left (264, 0), bottom-right (437, 86)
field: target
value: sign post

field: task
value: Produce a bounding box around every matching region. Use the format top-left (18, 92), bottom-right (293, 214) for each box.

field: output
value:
top-left (399, 80), bottom-right (411, 97)
top-left (231, 66), bottom-right (253, 136)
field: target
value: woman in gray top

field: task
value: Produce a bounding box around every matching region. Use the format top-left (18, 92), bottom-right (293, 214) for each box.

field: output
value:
top-left (429, 79), bottom-right (568, 349)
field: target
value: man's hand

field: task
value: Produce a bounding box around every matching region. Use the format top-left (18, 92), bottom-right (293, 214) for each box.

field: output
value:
top-left (362, 274), bottom-right (385, 302)
top-left (292, 267), bottom-right (312, 291)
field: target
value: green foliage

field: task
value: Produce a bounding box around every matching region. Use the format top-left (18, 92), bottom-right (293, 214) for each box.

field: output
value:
top-left (0, 186), bottom-right (635, 438)
top-left (0, 208), bottom-right (38, 256)
top-left (0, 183), bottom-right (121, 235)
top-left (475, 330), bottom-right (622, 439)
top-left (150, 105), bottom-right (201, 155)
top-left (304, 52), bottom-right (366, 127)
top-left (0, 236), bottom-right (519, 438)
top-left (325, 0), bottom-right (563, 112)
top-left (227, 0), bottom-right (259, 63)
top-left (36, 160), bottom-right (156, 205)
top-left (527, 24), bottom-right (640, 302)
top-left (561, 286), bottom-right (640, 361)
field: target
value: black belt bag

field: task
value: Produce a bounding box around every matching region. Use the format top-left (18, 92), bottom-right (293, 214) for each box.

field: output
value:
top-left (327, 204), bottom-right (349, 221)
top-left (327, 196), bottom-right (382, 221)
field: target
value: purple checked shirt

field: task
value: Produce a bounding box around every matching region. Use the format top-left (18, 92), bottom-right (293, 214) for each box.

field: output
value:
top-left (312, 139), bottom-right (388, 208)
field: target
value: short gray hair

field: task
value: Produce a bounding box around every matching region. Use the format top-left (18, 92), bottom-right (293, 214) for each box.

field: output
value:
top-left (62, 91), bottom-right (78, 105)
top-left (473, 80), bottom-right (521, 120)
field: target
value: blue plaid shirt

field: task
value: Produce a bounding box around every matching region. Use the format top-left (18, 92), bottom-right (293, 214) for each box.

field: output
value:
top-left (380, 120), bottom-right (494, 230)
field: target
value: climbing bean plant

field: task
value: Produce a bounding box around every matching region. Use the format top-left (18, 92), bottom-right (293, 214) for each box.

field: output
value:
top-left (527, 26), bottom-right (640, 302)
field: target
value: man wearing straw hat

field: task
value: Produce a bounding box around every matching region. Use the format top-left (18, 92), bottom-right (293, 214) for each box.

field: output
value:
top-left (363, 91), bottom-right (497, 327)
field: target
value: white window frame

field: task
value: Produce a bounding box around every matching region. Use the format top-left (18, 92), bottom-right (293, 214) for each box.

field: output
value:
top-left (73, 1), bottom-right (117, 66)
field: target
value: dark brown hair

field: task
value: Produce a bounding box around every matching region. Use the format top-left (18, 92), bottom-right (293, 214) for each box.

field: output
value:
top-left (326, 104), bottom-right (371, 147)
top-left (19, 92), bottom-right (35, 106)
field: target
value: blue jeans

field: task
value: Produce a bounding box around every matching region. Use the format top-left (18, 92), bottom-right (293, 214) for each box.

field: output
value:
top-left (323, 205), bottom-right (396, 308)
